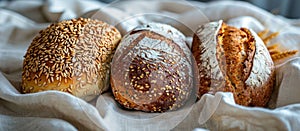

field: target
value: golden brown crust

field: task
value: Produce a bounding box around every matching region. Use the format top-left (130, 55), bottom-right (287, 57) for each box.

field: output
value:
top-left (111, 24), bottom-right (193, 112)
top-left (22, 18), bottom-right (121, 101)
top-left (192, 21), bottom-right (275, 107)
top-left (217, 23), bottom-right (256, 106)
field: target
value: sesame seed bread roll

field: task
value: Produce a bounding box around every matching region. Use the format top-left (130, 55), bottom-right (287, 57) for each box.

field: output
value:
top-left (111, 23), bottom-right (195, 112)
top-left (192, 20), bottom-right (275, 107)
top-left (21, 18), bottom-right (121, 101)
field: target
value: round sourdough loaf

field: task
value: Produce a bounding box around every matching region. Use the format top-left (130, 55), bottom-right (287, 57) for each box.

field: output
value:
top-left (111, 23), bottom-right (195, 112)
top-left (192, 20), bottom-right (275, 107)
top-left (21, 18), bottom-right (121, 101)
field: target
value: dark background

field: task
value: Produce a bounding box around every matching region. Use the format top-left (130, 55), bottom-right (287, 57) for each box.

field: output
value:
top-left (193, 0), bottom-right (300, 19)
top-left (0, 0), bottom-right (299, 18)
top-left (101, 0), bottom-right (300, 19)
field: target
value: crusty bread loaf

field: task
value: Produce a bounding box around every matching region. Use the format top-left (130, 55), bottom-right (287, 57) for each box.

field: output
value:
top-left (21, 18), bottom-right (121, 101)
top-left (111, 23), bottom-right (195, 112)
top-left (192, 20), bottom-right (275, 107)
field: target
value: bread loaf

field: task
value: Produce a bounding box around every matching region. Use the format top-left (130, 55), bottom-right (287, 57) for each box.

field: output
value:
top-left (21, 18), bottom-right (121, 101)
top-left (192, 20), bottom-right (275, 107)
top-left (111, 23), bottom-right (195, 112)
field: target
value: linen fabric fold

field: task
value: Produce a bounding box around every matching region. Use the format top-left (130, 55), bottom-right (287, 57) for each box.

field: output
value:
top-left (0, 0), bottom-right (300, 130)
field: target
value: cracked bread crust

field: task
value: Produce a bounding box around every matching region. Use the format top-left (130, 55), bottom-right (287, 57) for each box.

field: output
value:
top-left (192, 20), bottom-right (275, 107)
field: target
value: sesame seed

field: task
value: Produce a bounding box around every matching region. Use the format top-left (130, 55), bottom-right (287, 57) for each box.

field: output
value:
top-left (67, 88), bottom-right (72, 93)
top-left (57, 82), bottom-right (61, 86)
top-left (151, 80), bottom-right (156, 83)
top-left (22, 18), bottom-right (121, 102)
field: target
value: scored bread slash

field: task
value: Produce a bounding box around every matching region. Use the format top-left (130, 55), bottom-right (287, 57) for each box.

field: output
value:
top-left (111, 23), bottom-right (196, 112)
top-left (21, 18), bottom-right (121, 101)
top-left (192, 20), bottom-right (275, 107)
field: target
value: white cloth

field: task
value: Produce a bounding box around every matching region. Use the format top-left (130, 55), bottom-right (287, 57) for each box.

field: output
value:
top-left (0, 0), bottom-right (300, 130)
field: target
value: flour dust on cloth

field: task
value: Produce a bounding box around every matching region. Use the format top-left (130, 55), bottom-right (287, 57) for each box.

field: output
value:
top-left (0, 0), bottom-right (300, 130)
